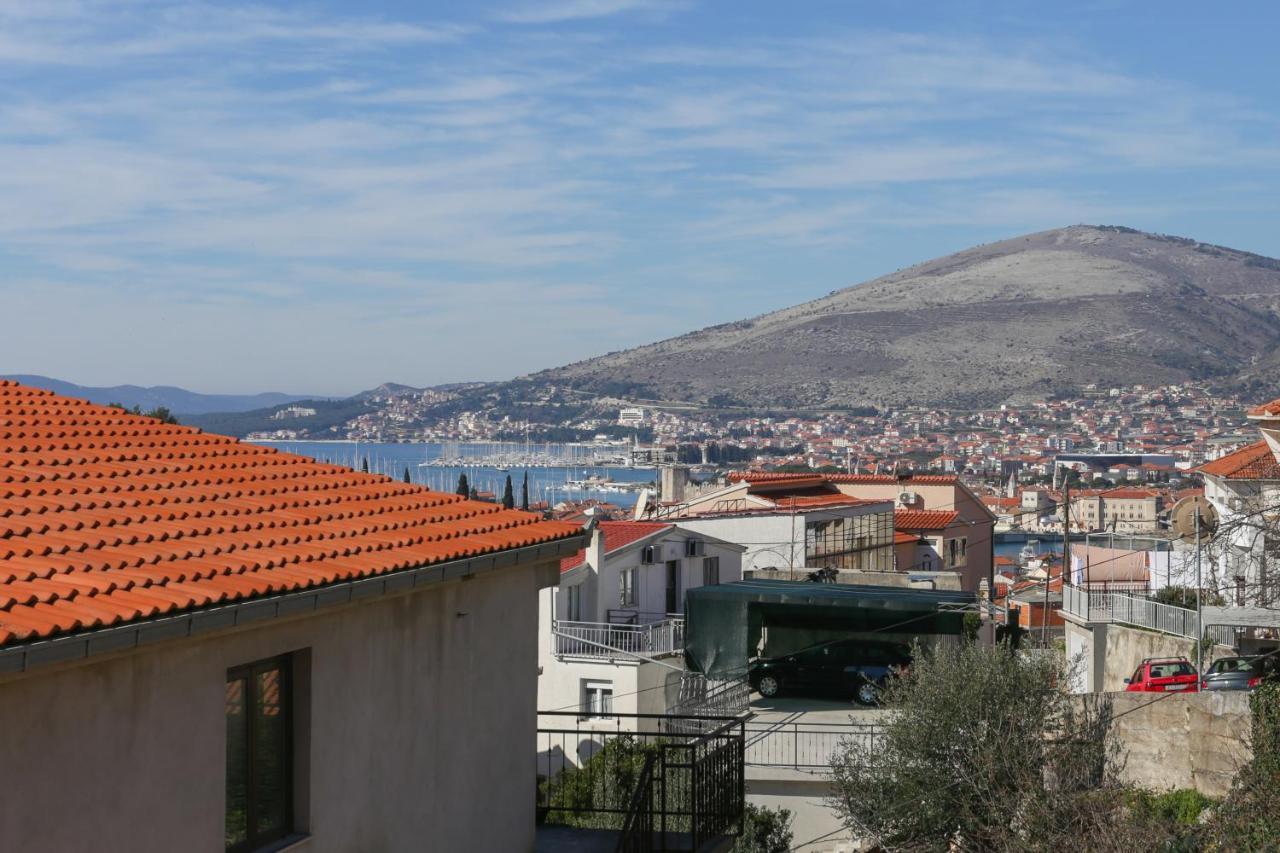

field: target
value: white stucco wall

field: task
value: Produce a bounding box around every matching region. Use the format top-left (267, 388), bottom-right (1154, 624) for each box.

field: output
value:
top-left (0, 561), bottom-right (555, 853)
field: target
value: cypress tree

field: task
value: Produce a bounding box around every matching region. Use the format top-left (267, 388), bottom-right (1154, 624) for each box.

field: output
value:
top-left (361, 458), bottom-right (369, 473)
top-left (502, 475), bottom-right (515, 509)
top-left (520, 471), bottom-right (530, 511)
top-left (456, 473), bottom-right (469, 497)
top-left (403, 467), bottom-right (411, 484)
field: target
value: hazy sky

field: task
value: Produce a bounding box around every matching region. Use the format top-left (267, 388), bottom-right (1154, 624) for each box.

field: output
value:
top-left (3, 1), bottom-right (1279, 395)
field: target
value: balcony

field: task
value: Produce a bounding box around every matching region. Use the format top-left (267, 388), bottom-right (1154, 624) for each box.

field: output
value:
top-left (1062, 584), bottom-right (1236, 645)
top-left (554, 617), bottom-right (686, 660)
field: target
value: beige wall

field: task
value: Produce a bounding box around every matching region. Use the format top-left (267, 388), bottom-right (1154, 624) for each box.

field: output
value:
top-left (1107, 691), bottom-right (1252, 798)
top-left (0, 561), bottom-right (555, 853)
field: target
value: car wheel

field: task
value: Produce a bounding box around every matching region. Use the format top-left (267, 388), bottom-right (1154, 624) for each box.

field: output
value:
top-left (854, 681), bottom-right (880, 706)
top-left (757, 675), bottom-right (780, 697)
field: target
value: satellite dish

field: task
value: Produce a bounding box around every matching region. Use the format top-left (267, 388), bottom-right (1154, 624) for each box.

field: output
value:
top-left (1170, 495), bottom-right (1218, 543)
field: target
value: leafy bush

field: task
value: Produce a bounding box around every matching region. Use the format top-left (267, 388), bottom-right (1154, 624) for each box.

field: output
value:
top-left (542, 735), bottom-right (662, 829)
top-left (1198, 682), bottom-right (1280, 849)
top-left (1126, 788), bottom-right (1214, 827)
top-left (733, 803), bottom-right (793, 853)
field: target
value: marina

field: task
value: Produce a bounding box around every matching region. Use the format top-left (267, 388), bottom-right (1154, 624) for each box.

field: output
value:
top-left (247, 439), bottom-right (657, 507)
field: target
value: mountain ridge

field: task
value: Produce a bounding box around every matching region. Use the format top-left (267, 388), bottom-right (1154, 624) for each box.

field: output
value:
top-left (523, 225), bottom-right (1280, 409)
top-left (0, 375), bottom-right (323, 415)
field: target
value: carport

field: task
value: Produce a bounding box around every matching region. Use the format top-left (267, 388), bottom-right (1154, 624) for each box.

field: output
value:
top-left (683, 579), bottom-right (977, 676)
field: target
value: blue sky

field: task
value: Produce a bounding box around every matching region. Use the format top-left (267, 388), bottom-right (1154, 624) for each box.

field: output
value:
top-left (2, 0), bottom-right (1278, 395)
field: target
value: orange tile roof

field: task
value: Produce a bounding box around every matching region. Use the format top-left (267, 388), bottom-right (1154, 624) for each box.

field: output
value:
top-left (730, 471), bottom-right (959, 485)
top-left (1247, 398), bottom-right (1280, 417)
top-left (1196, 440), bottom-right (1280, 480)
top-left (0, 380), bottom-right (581, 648)
top-left (895, 509), bottom-right (960, 530)
top-left (560, 521), bottom-right (671, 572)
top-left (893, 531), bottom-right (921, 545)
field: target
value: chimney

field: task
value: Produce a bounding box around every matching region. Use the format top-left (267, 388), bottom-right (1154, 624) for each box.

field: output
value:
top-left (586, 512), bottom-right (607, 571)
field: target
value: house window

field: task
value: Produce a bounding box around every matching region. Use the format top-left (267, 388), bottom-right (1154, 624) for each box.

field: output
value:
top-left (582, 680), bottom-right (613, 718)
top-left (703, 556), bottom-right (721, 586)
top-left (619, 567), bottom-right (636, 608)
top-left (565, 583), bottom-right (582, 621)
top-left (226, 655), bottom-right (293, 852)
top-left (666, 560), bottom-right (681, 614)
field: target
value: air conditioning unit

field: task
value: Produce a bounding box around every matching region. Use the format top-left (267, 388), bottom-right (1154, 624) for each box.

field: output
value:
top-left (685, 539), bottom-right (705, 557)
top-left (899, 491), bottom-right (918, 506)
top-left (641, 545), bottom-right (657, 564)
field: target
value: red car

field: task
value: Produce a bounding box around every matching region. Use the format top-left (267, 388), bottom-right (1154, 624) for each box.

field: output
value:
top-left (1124, 657), bottom-right (1199, 693)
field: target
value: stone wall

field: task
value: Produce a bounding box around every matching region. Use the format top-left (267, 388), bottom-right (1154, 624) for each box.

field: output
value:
top-left (1105, 691), bottom-right (1252, 798)
top-left (1101, 623), bottom-right (1234, 692)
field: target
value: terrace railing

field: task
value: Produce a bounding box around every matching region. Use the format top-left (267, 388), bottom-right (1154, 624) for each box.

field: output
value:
top-left (1062, 584), bottom-right (1236, 646)
top-left (743, 720), bottom-right (884, 770)
top-left (537, 712), bottom-right (745, 852)
top-left (554, 618), bottom-right (685, 660)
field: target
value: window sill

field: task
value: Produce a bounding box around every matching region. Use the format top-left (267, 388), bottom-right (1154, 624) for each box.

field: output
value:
top-left (256, 833), bottom-right (311, 853)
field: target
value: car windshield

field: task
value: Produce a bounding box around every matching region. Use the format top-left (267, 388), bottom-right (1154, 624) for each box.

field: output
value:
top-left (1211, 659), bottom-right (1250, 673)
top-left (1149, 662), bottom-right (1193, 678)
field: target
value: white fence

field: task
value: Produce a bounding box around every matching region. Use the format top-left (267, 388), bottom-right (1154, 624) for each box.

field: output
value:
top-left (553, 618), bottom-right (686, 659)
top-left (1063, 585), bottom-right (1236, 646)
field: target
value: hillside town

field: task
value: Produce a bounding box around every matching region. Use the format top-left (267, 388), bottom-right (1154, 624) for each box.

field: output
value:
top-left (6, 3), bottom-right (1280, 851)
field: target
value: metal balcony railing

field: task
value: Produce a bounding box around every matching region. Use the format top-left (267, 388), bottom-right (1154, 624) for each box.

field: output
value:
top-left (554, 618), bottom-right (686, 659)
top-left (1062, 585), bottom-right (1236, 645)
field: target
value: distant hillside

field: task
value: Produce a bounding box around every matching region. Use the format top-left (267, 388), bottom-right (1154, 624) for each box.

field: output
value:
top-left (185, 397), bottom-right (376, 437)
top-left (1, 375), bottom-right (321, 415)
top-left (517, 225), bottom-right (1280, 409)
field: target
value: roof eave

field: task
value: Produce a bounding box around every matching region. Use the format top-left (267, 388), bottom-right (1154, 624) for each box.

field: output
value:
top-left (0, 533), bottom-right (587, 678)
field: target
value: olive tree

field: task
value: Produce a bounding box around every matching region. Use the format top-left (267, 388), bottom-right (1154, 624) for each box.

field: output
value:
top-left (828, 641), bottom-right (1148, 852)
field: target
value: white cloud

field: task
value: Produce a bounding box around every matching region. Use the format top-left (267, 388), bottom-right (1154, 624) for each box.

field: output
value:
top-left (497, 0), bottom-right (685, 25)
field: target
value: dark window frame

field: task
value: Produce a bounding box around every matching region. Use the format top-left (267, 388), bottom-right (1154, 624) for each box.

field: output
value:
top-left (226, 654), bottom-right (294, 853)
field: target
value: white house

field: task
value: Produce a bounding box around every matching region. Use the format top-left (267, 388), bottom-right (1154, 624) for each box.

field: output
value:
top-left (1197, 398), bottom-right (1280, 607)
top-left (537, 521), bottom-right (744, 723)
top-left (640, 474), bottom-right (896, 578)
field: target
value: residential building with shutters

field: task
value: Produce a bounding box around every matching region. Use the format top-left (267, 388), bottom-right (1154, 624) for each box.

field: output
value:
top-left (538, 520), bottom-right (743, 724)
top-left (0, 379), bottom-right (585, 853)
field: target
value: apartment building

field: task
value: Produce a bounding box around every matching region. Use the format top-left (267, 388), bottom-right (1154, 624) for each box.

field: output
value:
top-left (538, 521), bottom-right (743, 720)
top-left (0, 380), bottom-right (583, 853)
top-left (642, 474), bottom-right (896, 577)
top-left (1066, 488), bottom-right (1164, 534)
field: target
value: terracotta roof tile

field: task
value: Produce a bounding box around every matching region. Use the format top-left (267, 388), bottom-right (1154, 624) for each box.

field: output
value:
top-left (0, 380), bottom-right (580, 648)
top-left (560, 521), bottom-right (671, 573)
top-left (895, 509), bottom-right (961, 530)
top-left (1196, 440), bottom-right (1280, 480)
top-left (1247, 398), bottom-right (1280, 418)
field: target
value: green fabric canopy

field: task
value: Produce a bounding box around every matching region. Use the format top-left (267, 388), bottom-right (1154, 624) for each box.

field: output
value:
top-left (683, 579), bottom-right (976, 676)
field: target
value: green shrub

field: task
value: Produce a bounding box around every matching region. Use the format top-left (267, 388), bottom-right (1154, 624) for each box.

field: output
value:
top-left (733, 803), bottom-right (793, 853)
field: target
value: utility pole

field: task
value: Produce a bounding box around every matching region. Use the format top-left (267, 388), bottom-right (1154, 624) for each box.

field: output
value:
top-left (1063, 479), bottom-right (1073, 588)
top-left (1195, 504), bottom-right (1204, 683)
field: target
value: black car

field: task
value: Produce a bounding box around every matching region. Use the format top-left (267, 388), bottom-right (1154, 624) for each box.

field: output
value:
top-left (1201, 655), bottom-right (1280, 692)
top-left (748, 639), bottom-right (912, 705)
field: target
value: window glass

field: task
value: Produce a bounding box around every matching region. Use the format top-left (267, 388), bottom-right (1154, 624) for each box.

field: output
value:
top-left (619, 568), bottom-right (636, 608)
top-left (225, 678), bottom-right (249, 849)
top-left (702, 556), bottom-right (720, 586)
top-left (226, 656), bottom-right (292, 853)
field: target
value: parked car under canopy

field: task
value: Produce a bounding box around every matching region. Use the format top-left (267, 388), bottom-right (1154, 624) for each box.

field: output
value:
top-left (683, 579), bottom-right (976, 677)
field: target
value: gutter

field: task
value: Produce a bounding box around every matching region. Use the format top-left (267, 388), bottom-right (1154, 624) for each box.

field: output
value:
top-left (0, 533), bottom-right (587, 677)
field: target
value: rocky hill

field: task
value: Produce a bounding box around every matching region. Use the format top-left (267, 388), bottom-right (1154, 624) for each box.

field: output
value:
top-left (526, 225), bottom-right (1280, 409)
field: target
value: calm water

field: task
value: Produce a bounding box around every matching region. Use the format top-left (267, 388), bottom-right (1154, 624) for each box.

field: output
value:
top-left (248, 440), bottom-right (657, 508)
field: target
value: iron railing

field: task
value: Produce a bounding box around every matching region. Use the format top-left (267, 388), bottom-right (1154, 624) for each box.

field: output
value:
top-left (554, 619), bottom-right (686, 659)
top-left (1063, 585), bottom-right (1237, 646)
top-left (669, 671), bottom-right (750, 720)
top-left (743, 720), bottom-right (884, 770)
top-left (617, 754), bottom-right (656, 853)
top-left (536, 712), bottom-right (745, 852)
